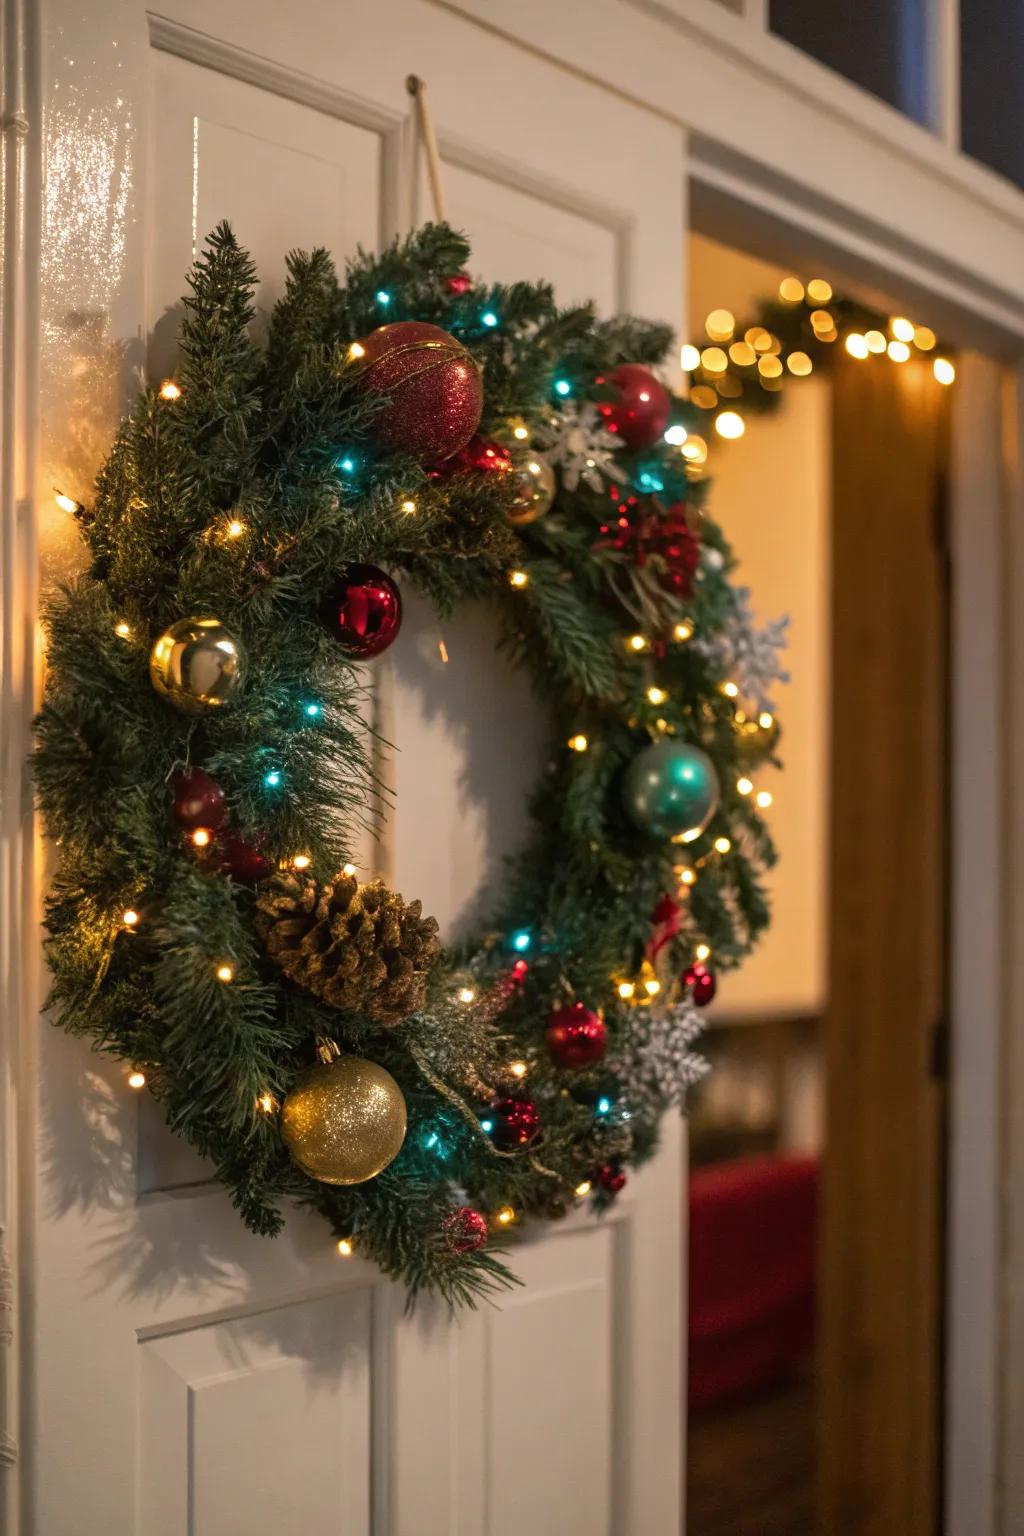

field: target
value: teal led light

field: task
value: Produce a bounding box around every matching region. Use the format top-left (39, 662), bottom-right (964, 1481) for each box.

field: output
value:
top-left (304, 702), bottom-right (321, 718)
top-left (480, 1118), bottom-right (494, 1134)
top-left (596, 1096), bottom-right (612, 1115)
top-left (511, 929), bottom-right (531, 952)
top-left (637, 470), bottom-right (664, 492)
top-left (482, 310), bottom-right (498, 327)
top-left (264, 770), bottom-right (282, 789)
top-left (337, 454), bottom-right (356, 475)
top-left (375, 290), bottom-right (391, 306)
top-left (554, 378), bottom-right (572, 397)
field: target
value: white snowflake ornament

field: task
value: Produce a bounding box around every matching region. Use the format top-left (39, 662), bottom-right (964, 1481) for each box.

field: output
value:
top-left (533, 401), bottom-right (622, 491)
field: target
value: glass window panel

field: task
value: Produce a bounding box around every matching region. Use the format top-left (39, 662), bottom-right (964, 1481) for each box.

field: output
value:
top-left (961, 0), bottom-right (1024, 189)
top-left (769, 0), bottom-right (931, 125)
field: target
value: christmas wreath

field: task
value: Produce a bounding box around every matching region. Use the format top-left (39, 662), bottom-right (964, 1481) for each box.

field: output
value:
top-left (34, 223), bottom-right (786, 1304)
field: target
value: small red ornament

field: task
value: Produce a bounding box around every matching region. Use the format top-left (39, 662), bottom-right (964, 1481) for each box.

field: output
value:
top-left (684, 963), bottom-right (717, 1007)
top-left (596, 1161), bottom-right (627, 1194)
top-left (648, 893), bottom-right (682, 960)
top-left (442, 1205), bottom-right (488, 1254)
top-left (447, 434), bottom-right (512, 475)
top-left (171, 767), bottom-right (227, 831)
top-left (445, 271), bottom-right (473, 296)
top-left (545, 1002), bottom-right (608, 1070)
top-left (358, 320), bottom-right (483, 461)
top-left (489, 1097), bottom-right (541, 1150)
top-left (321, 564), bottom-right (402, 659)
top-left (595, 364), bottom-right (671, 450)
top-left (216, 831), bottom-right (271, 885)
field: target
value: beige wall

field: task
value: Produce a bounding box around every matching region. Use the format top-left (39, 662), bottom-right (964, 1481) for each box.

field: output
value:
top-left (688, 233), bottom-right (831, 1021)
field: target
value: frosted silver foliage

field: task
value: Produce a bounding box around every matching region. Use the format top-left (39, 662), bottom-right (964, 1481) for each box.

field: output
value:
top-left (612, 999), bottom-right (709, 1116)
top-left (693, 582), bottom-right (790, 710)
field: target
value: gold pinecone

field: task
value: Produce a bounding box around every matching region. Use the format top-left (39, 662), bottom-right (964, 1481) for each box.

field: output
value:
top-left (255, 869), bottom-right (441, 1024)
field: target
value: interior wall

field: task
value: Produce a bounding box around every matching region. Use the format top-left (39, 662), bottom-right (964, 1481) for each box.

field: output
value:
top-left (687, 232), bottom-right (831, 1025)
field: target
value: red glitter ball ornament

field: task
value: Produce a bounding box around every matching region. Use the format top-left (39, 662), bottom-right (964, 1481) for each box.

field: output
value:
top-left (442, 1205), bottom-right (488, 1255)
top-left (596, 363), bottom-right (671, 449)
top-left (358, 320), bottom-right (483, 461)
top-left (596, 1161), bottom-right (627, 1195)
top-left (489, 1097), bottom-right (541, 1150)
top-left (216, 830), bottom-right (271, 885)
top-left (171, 767), bottom-right (227, 831)
top-left (545, 1002), bottom-right (608, 1070)
top-left (684, 963), bottom-right (717, 1007)
top-left (320, 564), bottom-right (402, 659)
top-left (445, 271), bottom-right (473, 296)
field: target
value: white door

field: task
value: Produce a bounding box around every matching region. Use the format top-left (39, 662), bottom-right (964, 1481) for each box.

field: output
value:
top-left (6, 3), bottom-right (687, 1530)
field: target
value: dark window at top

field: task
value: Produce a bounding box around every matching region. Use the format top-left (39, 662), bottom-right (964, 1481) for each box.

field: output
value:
top-left (769, 0), bottom-right (931, 125)
top-left (960, 0), bottom-right (1024, 189)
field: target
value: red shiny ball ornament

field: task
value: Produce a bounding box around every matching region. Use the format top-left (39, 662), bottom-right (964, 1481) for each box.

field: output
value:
top-left (684, 963), bottom-right (717, 1007)
top-left (216, 831), bottom-right (271, 885)
top-left (545, 1002), bottom-right (608, 1070)
top-left (445, 271), bottom-right (473, 296)
top-left (359, 320), bottom-right (483, 461)
top-left (449, 434), bottom-right (512, 474)
top-left (171, 767), bottom-right (227, 831)
top-left (596, 364), bottom-right (671, 450)
top-left (442, 1205), bottom-right (488, 1255)
top-left (596, 1161), bottom-right (627, 1194)
top-left (321, 564), bottom-right (402, 659)
top-left (490, 1097), bottom-right (541, 1150)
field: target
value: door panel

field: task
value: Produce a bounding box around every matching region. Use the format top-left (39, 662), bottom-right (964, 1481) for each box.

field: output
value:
top-left (139, 1291), bottom-right (372, 1536)
top-left (27, 4), bottom-right (686, 1531)
top-left (149, 51), bottom-right (380, 368)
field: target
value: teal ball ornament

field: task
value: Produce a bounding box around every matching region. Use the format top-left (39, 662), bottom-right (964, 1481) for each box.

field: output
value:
top-left (622, 740), bottom-right (720, 841)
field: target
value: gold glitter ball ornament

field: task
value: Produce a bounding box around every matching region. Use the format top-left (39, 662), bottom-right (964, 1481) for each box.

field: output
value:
top-left (149, 616), bottom-right (245, 714)
top-left (507, 446), bottom-right (556, 525)
top-left (280, 1054), bottom-right (407, 1185)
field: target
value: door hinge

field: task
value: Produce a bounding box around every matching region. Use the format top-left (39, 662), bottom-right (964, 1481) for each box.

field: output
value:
top-left (932, 485), bottom-right (950, 556)
top-left (929, 1015), bottom-right (950, 1080)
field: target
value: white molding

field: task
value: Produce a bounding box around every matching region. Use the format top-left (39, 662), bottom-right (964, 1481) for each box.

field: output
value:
top-left (945, 351), bottom-right (1004, 1536)
top-left (996, 361), bottom-right (1024, 1536)
top-left (439, 0), bottom-right (1024, 328)
top-left (686, 147), bottom-right (1024, 345)
top-left (147, 13), bottom-right (407, 251)
top-left (627, 0), bottom-right (1015, 221)
top-left (0, 0), bottom-right (40, 1509)
top-left (147, 14), bottom-right (402, 136)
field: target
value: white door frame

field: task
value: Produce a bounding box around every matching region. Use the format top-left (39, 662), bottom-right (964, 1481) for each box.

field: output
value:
top-left (5, 0), bottom-right (1024, 1528)
top-left (441, 1), bottom-right (1024, 1530)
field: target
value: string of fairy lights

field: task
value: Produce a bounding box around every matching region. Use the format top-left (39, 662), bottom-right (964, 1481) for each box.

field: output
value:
top-left (678, 273), bottom-right (956, 460)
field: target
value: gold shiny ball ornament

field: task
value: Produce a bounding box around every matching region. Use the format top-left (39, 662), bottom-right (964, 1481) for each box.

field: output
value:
top-left (507, 447), bottom-right (557, 526)
top-left (734, 709), bottom-right (781, 767)
top-left (149, 617), bottom-right (245, 714)
top-left (280, 1054), bottom-right (407, 1185)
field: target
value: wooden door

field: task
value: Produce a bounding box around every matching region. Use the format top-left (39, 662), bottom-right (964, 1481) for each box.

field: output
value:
top-left (819, 352), bottom-right (948, 1534)
top-left (3, 3), bottom-right (688, 1532)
